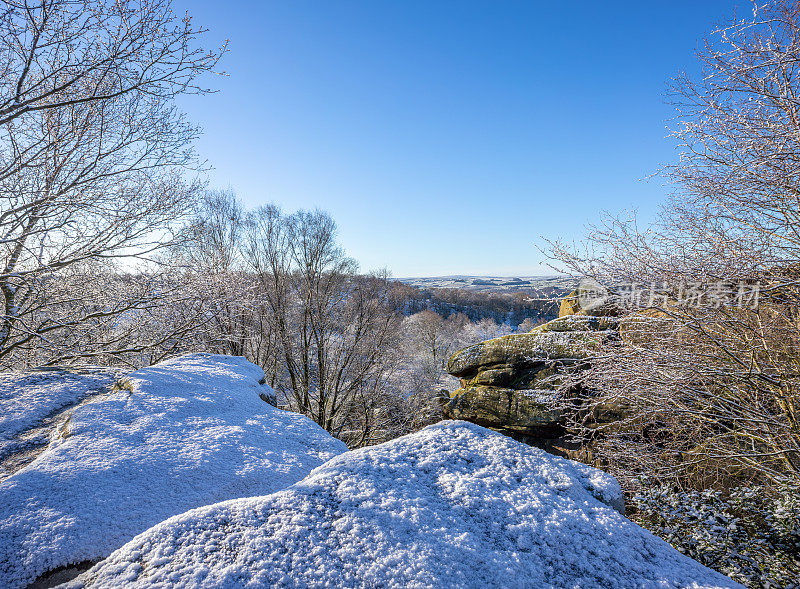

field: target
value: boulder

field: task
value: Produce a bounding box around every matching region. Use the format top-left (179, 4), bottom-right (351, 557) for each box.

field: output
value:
top-left (445, 385), bottom-right (564, 436)
top-left (447, 329), bottom-right (607, 377)
top-left (533, 314), bottom-right (618, 332)
top-left (462, 362), bottom-right (570, 389)
top-left (63, 422), bottom-right (740, 589)
top-left (444, 304), bottom-right (617, 450)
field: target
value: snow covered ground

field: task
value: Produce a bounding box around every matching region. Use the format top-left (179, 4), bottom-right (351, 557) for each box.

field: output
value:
top-left (67, 421), bottom-right (741, 589)
top-left (0, 367), bottom-right (122, 480)
top-left (0, 354), bottom-right (347, 589)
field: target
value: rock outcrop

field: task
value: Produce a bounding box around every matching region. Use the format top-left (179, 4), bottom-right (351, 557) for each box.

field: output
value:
top-left (0, 354), bottom-right (347, 589)
top-left (443, 302), bottom-right (618, 452)
top-left (64, 422), bottom-right (740, 589)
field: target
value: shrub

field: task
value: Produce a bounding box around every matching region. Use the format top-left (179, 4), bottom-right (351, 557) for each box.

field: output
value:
top-left (632, 484), bottom-right (800, 588)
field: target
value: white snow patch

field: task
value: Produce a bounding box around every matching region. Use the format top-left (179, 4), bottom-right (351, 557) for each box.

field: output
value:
top-left (0, 353), bottom-right (347, 589)
top-left (0, 367), bottom-right (122, 474)
top-left (68, 421), bottom-right (740, 589)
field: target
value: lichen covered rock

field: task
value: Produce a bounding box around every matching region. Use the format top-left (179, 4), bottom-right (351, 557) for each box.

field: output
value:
top-left (445, 385), bottom-right (564, 435)
top-left (558, 281), bottom-right (620, 318)
top-left (533, 314), bottom-right (618, 333)
top-left (447, 329), bottom-right (607, 378)
top-left (444, 302), bottom-right (617, 450)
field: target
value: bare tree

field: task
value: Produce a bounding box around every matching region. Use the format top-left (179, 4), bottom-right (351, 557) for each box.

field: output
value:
top-left (548, 0), bottom-right (800, 489)
top-left (403, 310), bottom-right (458, 369)
top-left (246, 206), bottom-right (400, 444)
top-left (24, 266), bottom-right (207, 367)
top-left (0, 1), bottom-right (221, 128)
top-left (0, 0), bottom-right (223, 367)
top-left (170, 190), bottom-right (280, 376)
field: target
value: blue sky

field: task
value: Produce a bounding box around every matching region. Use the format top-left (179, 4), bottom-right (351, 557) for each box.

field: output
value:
top-left (175, 0), bottom-right (742, 277)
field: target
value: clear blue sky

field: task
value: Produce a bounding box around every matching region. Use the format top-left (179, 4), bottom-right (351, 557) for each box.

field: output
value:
top-left (174, 0), bottom-right (742, 277)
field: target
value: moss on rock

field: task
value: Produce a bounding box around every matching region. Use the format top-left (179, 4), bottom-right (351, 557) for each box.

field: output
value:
top-left (447, 330), bottom-right (609, 378)
top-left (532, 315), bottom-right (619, 334)
top-left (444, 385), bottom-right (563, 431)
top-left (442, 293), bottom-right (628, 448)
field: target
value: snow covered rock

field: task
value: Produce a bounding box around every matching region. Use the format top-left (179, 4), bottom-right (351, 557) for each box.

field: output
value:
top-left (0, 367), bottom-right (122, 480)
top-left (0, 353), bottom-right (347, 589)
top-left (68, 421), bottom-right (740, 589)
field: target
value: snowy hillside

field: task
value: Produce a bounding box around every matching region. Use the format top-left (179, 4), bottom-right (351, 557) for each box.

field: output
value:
top-left (68, 421), bottom-right (740, 589)
top-left (0, 354), bottom-right (347, 589)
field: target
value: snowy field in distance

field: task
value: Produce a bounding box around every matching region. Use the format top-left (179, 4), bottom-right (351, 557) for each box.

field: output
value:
top-left (397, 275), bottom-right (576, 294)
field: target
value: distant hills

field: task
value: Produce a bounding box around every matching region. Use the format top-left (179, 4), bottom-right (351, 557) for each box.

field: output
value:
top-left (396, 275), bottom-right (576, 294)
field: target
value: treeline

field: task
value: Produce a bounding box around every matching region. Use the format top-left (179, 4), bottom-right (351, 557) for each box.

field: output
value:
top-left (2, 177), bottom-right (518, 448)
top-left (165, 193), bottom-right (527, 446)
top-left (397, 284), bottom-right (562, 326)
top-left (0, 0), bottom-right (556, 452)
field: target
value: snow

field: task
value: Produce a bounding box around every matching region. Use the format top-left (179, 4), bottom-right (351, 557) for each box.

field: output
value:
top-left (0, 367), bottom-right (122, 478)
top-left (68, 421), bottom-right (741, 589)
top-left (0, 353), bottom-right (347, 589)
